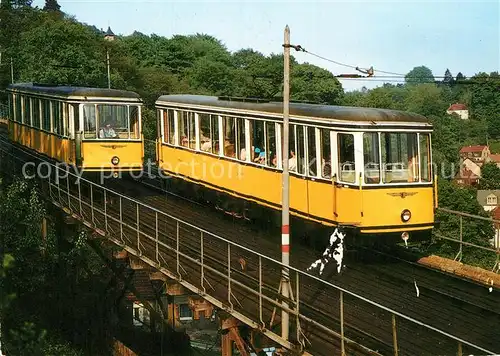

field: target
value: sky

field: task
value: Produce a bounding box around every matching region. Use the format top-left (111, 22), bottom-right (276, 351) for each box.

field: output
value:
top-left (32, 0), bottom-right (500, 92)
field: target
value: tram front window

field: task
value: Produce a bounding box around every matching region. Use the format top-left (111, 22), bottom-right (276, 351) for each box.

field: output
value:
top-left (381, 132), bottom-right (419, 183)
top-left (83, 104), bottom-right (140, 139)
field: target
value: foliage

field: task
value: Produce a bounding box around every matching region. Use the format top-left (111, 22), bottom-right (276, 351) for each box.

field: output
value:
top-left (0, 177), bottom-right (112, 355)
top-left (43, 0), bottom-right (61, 12)
top-left (468, 72), bottom-right (500, 138)
top-left (442, 68), bottom-right (454, 86)
top-left (426, 179), bottom-right (496, 268)
top-left (478, 162), bottom-right (500, 190)
top-left (17, 13), bottom-right (107, 86)
top-left (405, 65), bottom-right (435, 85)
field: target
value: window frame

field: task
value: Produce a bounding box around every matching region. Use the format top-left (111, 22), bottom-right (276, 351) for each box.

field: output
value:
top-left (81, 102), bottom-right (142, 141)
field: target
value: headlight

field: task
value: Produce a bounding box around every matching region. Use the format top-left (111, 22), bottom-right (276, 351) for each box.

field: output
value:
top-left (401, 209), bottom-right (411, 222)
top-left (111, 156), bottom-right (120, 165)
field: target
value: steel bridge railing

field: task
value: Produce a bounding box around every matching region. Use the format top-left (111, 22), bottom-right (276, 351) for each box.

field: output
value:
top-left (0, 138), bottom-right (497, 356)
top-left (434, 207), bottom-right (500, 273)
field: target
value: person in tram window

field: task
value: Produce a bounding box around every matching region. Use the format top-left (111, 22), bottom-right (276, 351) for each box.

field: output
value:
top-left (288, 150), bottom-right (297, 171)
top-left (99, 123), bottom-right (118, 139)
top-left (253, 147), bottom-right (266, 164)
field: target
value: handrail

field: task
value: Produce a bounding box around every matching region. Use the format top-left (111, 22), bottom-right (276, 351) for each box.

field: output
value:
top-left (0, 136), bottom-right (497, 355)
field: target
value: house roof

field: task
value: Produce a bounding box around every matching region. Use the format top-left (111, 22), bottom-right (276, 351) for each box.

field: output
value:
top-left (460, 145), bottom-right (488, 154)
top-left (489, 154), bottom-right (500, 163)
top-left (477, 190), bottom-right (500, 205)
top-left (461, 157), bottom-right (481, 167)
top-left (456, 168), bottom-right (479, 179)
top-left (448, 103), bottom-right (467, 111)
top-left (105, 26), bottom-right (115, 37)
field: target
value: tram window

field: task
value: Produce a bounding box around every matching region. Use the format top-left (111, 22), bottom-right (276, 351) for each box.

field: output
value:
top-left (129, 106), bottom-right (139, 139)
top-left (338, 133), bottom-right (355, 183)
top-left (199, 113), bottom-right (211, 151)
top-left (296, 125), bottom-right (306, 175)
top-left (381, 133), bottom-right (419, 183)
top-left (210, 115), bottom-right (219, 154)
top-left (32, 99), bottom-right (40, 129)
top-left (307, 126), bottom-right (317, 176)
top-left (363, 133), bottom-right (380, 183)
top-left (288, 124), bottom-right (297, 172)
top-left (320, 129), bottom-right (332, 179)
top-left (178, 111), bottom-right (195, 149)
top-left (15, 94), bottom-right (21, 122)
top-left (266, 122), bottom-right (277, 167)
top-left (63, 104), bottom-right (69, 136)
top-left (236, 118), bottom-right (245, 160)
top-left (96, 105), bottom-right (128, 139)
top-left (251, 119), bottom-right (265, 164)
top-left (83, 104), bottom-right (96, 138)
top-left (23, 96), bottom-right (30, 125)
top-left (419, 133), bottom-right (431, 182)
top-left (162, 109), bottom-right (175, 144)
top-left (72, 104), bottom-right (80, 133)
top-left (188, 112), bottom-right (196, 149)
top-left (222, 116), bottom-right (236, 158)
top-left (199, 113), bottom-right (219, 154)
top-left (53, 101), bottom-right (62, 135)
top-left (42, 100), bottom-right (51, 132)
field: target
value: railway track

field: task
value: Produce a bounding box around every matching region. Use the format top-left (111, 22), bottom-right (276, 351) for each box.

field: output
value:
top-left (106, 168), bottom-right (500, 354)
top-left (1, 138), bottom-right (498, 356)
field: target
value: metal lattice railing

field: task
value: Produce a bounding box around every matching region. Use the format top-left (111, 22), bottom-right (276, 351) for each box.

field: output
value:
top-left (434, 207), bottom-right (500, 273)
top-left (0, 137), bottom-right (497, 356)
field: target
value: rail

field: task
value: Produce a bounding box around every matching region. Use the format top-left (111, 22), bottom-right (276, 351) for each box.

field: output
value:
top-left (434, 207), bottom-right (500, 273)
top-left (0, 138), bottom-right (497, 356)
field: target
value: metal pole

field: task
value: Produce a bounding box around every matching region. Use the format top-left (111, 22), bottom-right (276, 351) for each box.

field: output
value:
top-left (106, 49), bottom-right (111, 89)
top-left (281, 24), bottom-right (291, 342)
top-left (340, 291), bottom-right (345, 356)
top-left (10, 57), bottom-right (14, 84)
top-left (392, 314), bottom-right (399, 356)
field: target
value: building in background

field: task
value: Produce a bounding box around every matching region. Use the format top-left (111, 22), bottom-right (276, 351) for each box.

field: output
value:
top-left (447, 103), bottom-right (469, 120)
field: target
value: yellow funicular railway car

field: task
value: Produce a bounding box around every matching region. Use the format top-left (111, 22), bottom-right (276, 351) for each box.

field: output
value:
top-left (155, 94), bottom-right (437, 244)
top-left (6, 83), bottom-right (144, 177)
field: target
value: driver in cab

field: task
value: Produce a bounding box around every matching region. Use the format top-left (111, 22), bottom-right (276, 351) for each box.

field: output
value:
top-left (99, 123), bottom-right (118, 139)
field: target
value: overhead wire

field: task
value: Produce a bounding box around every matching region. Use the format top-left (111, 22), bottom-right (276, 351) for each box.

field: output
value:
top-left (287, 43), bottom-right (499, 84)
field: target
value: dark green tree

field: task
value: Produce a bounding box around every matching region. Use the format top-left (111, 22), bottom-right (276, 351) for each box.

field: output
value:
top-left (442, 68), bottom-right (454, 85)
top-left (468, 72), bottom-right (500, 138)
top-left (290, 63), bottom-right (343, 104)
top-left (478, 162), bottom-right (500, 190)
top-left (405, 65), bottom-right (435, 85)
top-left (43, 0), bottom-right (60, 12)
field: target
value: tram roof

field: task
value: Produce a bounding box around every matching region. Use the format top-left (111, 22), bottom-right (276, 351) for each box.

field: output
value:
top-left (7, 83), bottom-right (141, 100)
top-left (156, 94), bottom-right (431, 125)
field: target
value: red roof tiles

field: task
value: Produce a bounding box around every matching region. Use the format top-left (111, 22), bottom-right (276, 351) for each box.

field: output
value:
top-left (448, 103), bottom-right (467, 111)
top-left (460, 145), bottom-right (488, 153)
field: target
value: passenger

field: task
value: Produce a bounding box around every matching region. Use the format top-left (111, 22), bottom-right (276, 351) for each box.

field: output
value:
top-left (200, 131), bottom-right (211, 151)
top-left (99, 123), bottom-right (117, 139)
top-left (253, 147), bottom-right (266, 164)
top-left (240, 146), bottom-right (255, 161)
top-left (180, 134), bottom-right (189, 147)
top-left (271, 154), bottom-right (277, 167)
top-left (288, 150), bottom-right (297, 171)
top-left (322, 157), bottom-right (332, 178)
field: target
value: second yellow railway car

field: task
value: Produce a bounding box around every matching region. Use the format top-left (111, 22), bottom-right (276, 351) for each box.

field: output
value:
top-left (6, 83), bottom-right (144, 176)
top-left (155, 95), bottom-right (437, 244)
